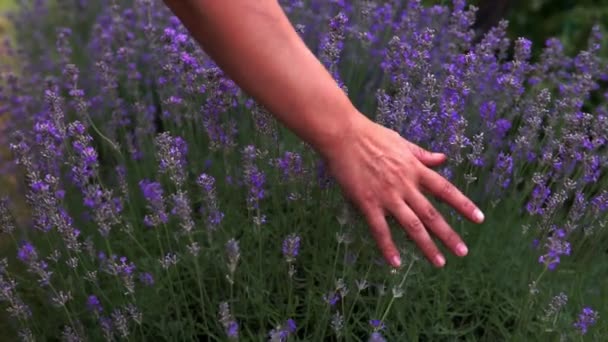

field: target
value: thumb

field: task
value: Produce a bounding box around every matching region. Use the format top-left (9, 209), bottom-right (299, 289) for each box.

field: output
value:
top-left (406, 141), bottom-right (446, 167)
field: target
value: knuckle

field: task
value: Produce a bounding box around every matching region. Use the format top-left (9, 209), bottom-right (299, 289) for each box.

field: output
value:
top-left (408, 218), bottom-right (425, 234)
top-left (357, 191), bottom-right (377, 210)
top-left (416, 145), bottom-right (428, 158)
top-left (440, 181), bottom-right (454, 198)
top-left (423, 205), bottom-right (439, 222)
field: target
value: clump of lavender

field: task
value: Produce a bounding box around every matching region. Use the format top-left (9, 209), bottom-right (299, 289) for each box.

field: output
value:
top-left (0, 261), bottom-right (32, 321)
top-left (0, 0), bottom-right (607, 340)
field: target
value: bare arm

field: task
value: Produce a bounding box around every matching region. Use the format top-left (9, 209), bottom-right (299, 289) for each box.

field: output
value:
top-left (163, 0), bottom-right (361, 159)
top-left (164, 0), bottom-right (485, 268)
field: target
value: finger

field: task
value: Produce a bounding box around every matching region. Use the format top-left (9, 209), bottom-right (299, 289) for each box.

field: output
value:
top-left (405, 141), bottom-right (446, 167)
top-left (404, 190), bottom-right (468, 258)
top-left (387, 199), bottom-right (445, 267)
top-left (362, 206), bottom-right (401, 268)
top-left (420, 170), bottom-right (485, 224)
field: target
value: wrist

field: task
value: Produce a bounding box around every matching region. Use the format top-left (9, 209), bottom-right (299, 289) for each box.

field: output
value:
top-left (314, 108), bottom-right (371, 161)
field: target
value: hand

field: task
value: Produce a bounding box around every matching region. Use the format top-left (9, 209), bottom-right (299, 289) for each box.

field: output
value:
top-left (323, 114), bottom-right (485, 268)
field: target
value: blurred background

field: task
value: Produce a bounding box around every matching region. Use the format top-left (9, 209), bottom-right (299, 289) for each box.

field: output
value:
top-left (0, 0), bottom-right (606, 58)
top-left (0, 0), bottom-right (606, 78)
top-left (420, 0), bottom-right (608, 57)
top-left (0, 0), bottom-right (606, 97)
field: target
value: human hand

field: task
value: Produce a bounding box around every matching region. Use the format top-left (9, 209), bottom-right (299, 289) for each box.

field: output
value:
top-left (323, 114), bottom-right (485, 268)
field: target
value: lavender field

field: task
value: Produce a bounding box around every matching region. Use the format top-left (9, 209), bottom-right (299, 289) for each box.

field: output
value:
top-left (0, 0), bottom-right (607, 340)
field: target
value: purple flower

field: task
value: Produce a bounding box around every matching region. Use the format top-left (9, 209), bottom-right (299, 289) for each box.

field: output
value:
top-left (155, 133), bottom-right (188, 186)
top-left (139, 180), bottom-right (168, 227)
top-left (138, 272), bottom-right (155, 287)
top-left (67, 121), bottom-right (98, 188)
top-left (538, 227), bottom-right (571, 271)
top-left (323, 292), bottom-right (341, 307)
top-left (114, 256), bottom-right (136, 277)
top-left (282, 233), bottom-right (301, 263)
top-left (369, 319), bottom-right (385, 331)
top-left (171, 191), bottom-right (195, 234)
top-left (86, 295), bottom-right (103, 314)
top-left (17, 242), bottom-right (37, 263)
top-left (573, 306), bottom-right (599, 335)
top-left (268, 318), bottom-right (297, 342)
top-left (368, 332), bottom-right (387, 342)
top-left (275, 151), bottom-right (304, 182)
top-left (197, 173), bottom-right (224, 231)
top-left (219, 302), bottom-right (239, 340)
top-left (242, 146), bottom-right (266, 211)
top-left (225, 321), bottom-right (238, 339)
top-left (285, 319), bottom-right (296, 334)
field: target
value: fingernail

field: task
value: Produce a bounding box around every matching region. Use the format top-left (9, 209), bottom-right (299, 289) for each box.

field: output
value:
top-left (456, 243), bottom-right (468, 256)
top-left (435, 254), bottom-right (446, 267)
top-left (391, 255), bottom-right (401, 268)
top-left (473, 209), bottom-right (485, 223)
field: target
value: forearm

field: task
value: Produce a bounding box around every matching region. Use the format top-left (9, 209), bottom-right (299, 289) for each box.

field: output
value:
top-left (163, 0), bottom-right (365, 157)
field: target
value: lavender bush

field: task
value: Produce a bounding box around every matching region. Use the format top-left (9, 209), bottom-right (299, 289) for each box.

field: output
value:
top-left (0, 0), bottom-right (607, 340)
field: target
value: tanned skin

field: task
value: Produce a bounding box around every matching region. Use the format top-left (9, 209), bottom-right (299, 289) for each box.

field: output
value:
top-left (163, 0), bottom-right (485, 268)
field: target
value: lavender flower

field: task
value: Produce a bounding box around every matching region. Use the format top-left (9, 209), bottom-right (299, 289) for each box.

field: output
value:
top-left (225, 238), bottom-right (240, 281)
top-left (331, 312), bottom-right (344, 336)
top-left (67, 121), bottom-right (98, 188)
top-left (277, 150), bottom-right (303, 177)
top-left (197, 173), bottom-right (224, 232)
top-left (170, 190), bottom-right (195, 234)
top-left (242, 145), bottom-right (266, 213)
top-left (138, 272), bottom-right (155, 287)
top-left (369, 319), bottom-right (385, 331)
top-left (368, 332), bottom-right (387, 342)
top-left (0, 271), bottom-right (32, 320)
top-left (573, 306), bottom-right (599, 335)
top-left (159, 252), bottom-right (179, 270)
top-left (86, 295), bottom-right (103, 315)
top-left (320, 12), bottom-right (348, 89)
top-left (104, 255), bottom-right (136, 294)
top-left (155, 132), bottom-right (188, 186)
top-left (268, 318), bottom-right (297, 342)
top-left (282, 233), bottom-right (301, 264)
top-left (538, 227), bottom-right (571, 271)
top-left (139, 180), bottom-right (168, 227)
top-left (541, 292), bottom-right (568, 322)
top-left (17, 242), bottom-right (37, 263)
top-left (219, 302), bottom-right (239, 340)
top-left (16, 242), bottom-right (53, 287)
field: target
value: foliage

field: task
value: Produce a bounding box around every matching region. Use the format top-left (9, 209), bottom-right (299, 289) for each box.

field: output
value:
top-left (0, 0), bottom-right (607, 341)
